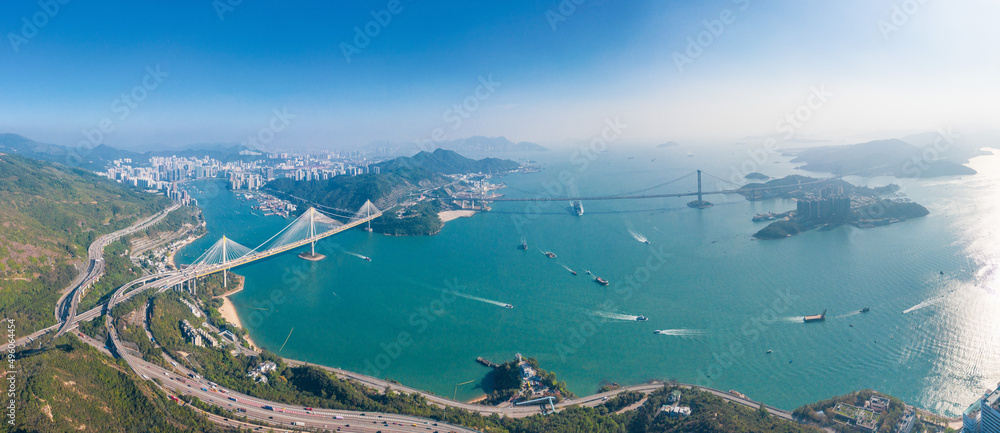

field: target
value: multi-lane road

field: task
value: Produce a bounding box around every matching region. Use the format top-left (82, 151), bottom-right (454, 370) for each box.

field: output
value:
top-left (55, 204), bottom-right (181, 336)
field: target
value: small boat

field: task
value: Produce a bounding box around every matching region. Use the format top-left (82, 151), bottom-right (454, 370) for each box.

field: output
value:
top-left (363, 256), bottom-right (371, 262)
top-left (860, 307), bottom-right (870, 313)
top-left (643, 240), bottom-right (650, 245)
top-left (594, 276), bottom-right (609, 286)
top-left (504, 304), bottom-right (514, 309)
top-left (635, 315), bottom-right (648, 322)
top-left (570, 270), bottom-right (577, 275)
top-left (765, 350), bottom-right (772, 354)
top-left (544, 252), bottom-right (557, 259)
top-left (653, 330), bottom-right (664, 334)
top-left (520, 242), bottom-right (528, 250)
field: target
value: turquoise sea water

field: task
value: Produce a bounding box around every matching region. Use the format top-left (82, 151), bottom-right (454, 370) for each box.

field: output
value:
top-left (178, 147), bottom-right (1000, 415)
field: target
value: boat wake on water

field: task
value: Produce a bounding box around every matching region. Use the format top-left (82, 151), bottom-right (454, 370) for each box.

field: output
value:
top-left (903, 295), bottom-right (946, 314)
top-left (779, 316), bottom-right (805, 323)
top-left (834, 311), bottom-right (861, 319)
top-left (653, 329), bottom-right (706, 337)
top-left (628, 229), bottom-right (650, 244)
top-left (447, 291), bottom-right (513, 309)
top-left (561, 264), bottom-right (577, 274)
top-left (344, 251), bottom-right (371, 261)
top-left (590, 311), bottom-right (643, 322)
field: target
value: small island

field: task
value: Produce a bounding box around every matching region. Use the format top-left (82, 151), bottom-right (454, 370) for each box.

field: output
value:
top-left (479, 353), bottom-right (573, 406)
top-left (742, 175), bottom-right (929, 240)
top-left (744, 172), bottom-right (770, 181)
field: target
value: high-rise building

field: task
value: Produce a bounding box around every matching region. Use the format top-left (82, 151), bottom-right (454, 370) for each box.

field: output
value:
top-left (964, 383), bottom-right (1000, 433)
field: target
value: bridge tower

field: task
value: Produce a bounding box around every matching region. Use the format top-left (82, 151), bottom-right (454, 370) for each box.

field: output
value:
top-left (222, 235), bottom-right (228, 288)
top-left (310, 207), bottom-right (316, 256)
top-left (687, 170), bottom-right (714, 209)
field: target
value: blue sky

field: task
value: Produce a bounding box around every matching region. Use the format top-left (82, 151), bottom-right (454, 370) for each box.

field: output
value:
top-left (1, 0), bottom-right (998, 150)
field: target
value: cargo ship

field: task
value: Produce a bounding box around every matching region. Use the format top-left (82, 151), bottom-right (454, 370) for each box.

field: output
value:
top-left (544, 251), bottom-right (557, 258)
top-left (803, 309), bottom-right (827, 322)
top-left (572, 200), bottom-right (584, 216)
top-left (594, 276), bottom-right (609, 286)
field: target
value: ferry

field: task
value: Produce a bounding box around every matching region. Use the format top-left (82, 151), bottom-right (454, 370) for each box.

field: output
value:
top-left (653, 330), bottom-right (665, 334)
top-left (572, 200), bottom-right (584, 216)
top-left (803, 309), bottom-right (827, 323)
top-left (503, 304), bottom-right (514, 309)
top-left (635, 315), bottom-right (648, 322)
top-left (860, 307), bottom-right (870, 313)
top-left (594, 276), bottom-right (609, 286)
top-left (544, 251), bottom-right (557, 259)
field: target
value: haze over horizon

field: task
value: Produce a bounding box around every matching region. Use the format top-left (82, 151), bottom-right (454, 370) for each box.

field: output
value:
top-left (2, 0), bottom-right (999, 151)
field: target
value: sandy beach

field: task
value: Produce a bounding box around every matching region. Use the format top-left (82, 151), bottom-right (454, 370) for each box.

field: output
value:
top-left (438, 210), bottom-right (477, 222)
top-left (215, 278), bottom-right (259, 351)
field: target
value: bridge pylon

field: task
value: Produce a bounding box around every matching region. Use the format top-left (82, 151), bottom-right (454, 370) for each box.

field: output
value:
top-left (687, 170), bottom-right (714, 209)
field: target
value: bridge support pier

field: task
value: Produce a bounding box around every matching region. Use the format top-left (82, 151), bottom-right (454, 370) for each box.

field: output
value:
top-left (687, 170), bottom-right (714, 209)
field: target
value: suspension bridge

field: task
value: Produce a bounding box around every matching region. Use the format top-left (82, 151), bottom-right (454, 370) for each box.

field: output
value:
top-left (479, 169), bottom-right (851, 206)
top-left (176, 200), bottom-right (382, 290)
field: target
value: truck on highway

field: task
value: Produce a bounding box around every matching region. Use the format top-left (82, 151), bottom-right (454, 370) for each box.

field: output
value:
top-left (291, 422), bottom-right (305, 426)
top-left (262, 405), bottom-right (274, 411)
top-left (228, 397), bottom-right (237, 402)
top-left (333, 415), bottom-right (344, 420)
top-left (201, 387), bottom-right (208, 392)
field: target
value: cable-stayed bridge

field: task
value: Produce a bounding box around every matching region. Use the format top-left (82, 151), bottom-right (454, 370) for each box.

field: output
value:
top-left (178, 200), bottom-right (381, 289)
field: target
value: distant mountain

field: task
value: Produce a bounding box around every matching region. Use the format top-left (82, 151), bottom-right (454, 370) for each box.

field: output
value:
top-left (376, 148), bottom-right (520, 175)
top-left (366, 136), bottom-right (546, 155)
top-left (789, 138), bottom-right (976, 178)
top-left (0, 133), bottom-right (261, 169)
top-left (656, 141), bottom-right (680, 148)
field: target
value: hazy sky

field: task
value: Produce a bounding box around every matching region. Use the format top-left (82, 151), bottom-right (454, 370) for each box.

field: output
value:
top-left (1, 0), bottom-right (998, 151)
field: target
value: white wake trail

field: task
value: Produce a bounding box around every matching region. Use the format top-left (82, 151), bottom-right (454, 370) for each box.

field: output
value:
top-left (628, 229), bottom-right (648, 243)
top-left (449, 291), bottom-right (510, 308)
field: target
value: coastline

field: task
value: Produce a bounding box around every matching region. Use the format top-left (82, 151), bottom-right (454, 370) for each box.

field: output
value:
top-left (214, 277), bottom-right (258, 351)
top-left (438, 209), bottom-right (477, 223)
top-left (166, 228), bottom-right (205, 269)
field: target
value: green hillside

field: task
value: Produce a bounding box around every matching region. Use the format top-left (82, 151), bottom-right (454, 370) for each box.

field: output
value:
top-left (8, 336), bottom-right (223, 433)
top-left (0, 153), bottom-right (169, 336)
